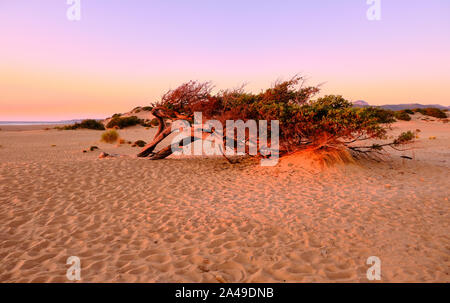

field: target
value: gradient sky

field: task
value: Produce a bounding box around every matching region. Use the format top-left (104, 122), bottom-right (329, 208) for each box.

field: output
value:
top-left (1, 0), bottom-right (449, 120)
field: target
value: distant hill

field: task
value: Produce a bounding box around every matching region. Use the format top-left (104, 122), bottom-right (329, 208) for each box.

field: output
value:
top-left (353, 100), bottom-right (370, 107)
top-left (352, 101), bottom-right (450, 111)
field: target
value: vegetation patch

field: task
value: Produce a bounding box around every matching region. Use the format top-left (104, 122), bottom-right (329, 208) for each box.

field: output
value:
top-left (132, 140), bottom-right (147, 147)
top-left (106, 116), bottom-right (146, 129)
top-left (136, 77), bottom-right (415, 161)
top-left (413, 108), bottom-right (447, 119)
top-left (149, 118), bottom-right (160, 127)
top-left (101, 130), bottom-right (119, 143)
top-left (361, 107), bottom-right (396, 124)
top-left (394, 110), bottom-right (412, 121)
top-left (56, 119), bottom-right (105, 130)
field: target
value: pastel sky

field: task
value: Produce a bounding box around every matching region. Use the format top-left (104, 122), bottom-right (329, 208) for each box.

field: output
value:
top-left (1, 0), bottom-right (449, 120)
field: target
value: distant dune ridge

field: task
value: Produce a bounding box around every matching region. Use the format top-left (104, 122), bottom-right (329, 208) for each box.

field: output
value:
top-left (352, 100), bottom-right (450, 111)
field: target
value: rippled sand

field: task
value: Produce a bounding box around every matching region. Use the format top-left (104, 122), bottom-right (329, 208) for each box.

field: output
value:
top-left (0, 119), bottom-right (449, 282)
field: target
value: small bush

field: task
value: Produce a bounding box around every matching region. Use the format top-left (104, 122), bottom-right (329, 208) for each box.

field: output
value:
top-left (414, 108), bottom-right (447, 119)
top-left (101, 130), bottom-right (119, 143)
top-left (394, 131), bottom-right (415, 144)
top-left (403, 109), bottom-right (414, 114)
top-left (361, 107), bottom-right (396, 124)
top-left (78, 119), bottom-right (105, 130)
top-left (106, 116), bottom-right (142, 129)
top-left (56, 119), bottom-right (105, 130)
top-left (142, 106), bottom-right (153, 111)
top-left (132, 140), bottom-right (147, 147)
top-left (150, 118), bottom-right (160, 127)
top-left (394, 110), bottom-right (412, 121)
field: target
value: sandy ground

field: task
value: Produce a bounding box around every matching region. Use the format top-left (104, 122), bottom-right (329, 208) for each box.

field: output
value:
top-left (0, 117), bottom-right (449, 282)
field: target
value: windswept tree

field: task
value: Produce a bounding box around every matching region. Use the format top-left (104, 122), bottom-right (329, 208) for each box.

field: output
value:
top-left (137, 76), bottom-right (414, 161)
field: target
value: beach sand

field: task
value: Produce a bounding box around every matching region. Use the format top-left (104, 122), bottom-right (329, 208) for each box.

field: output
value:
top-left (0, 117), bottom-right (449, 282)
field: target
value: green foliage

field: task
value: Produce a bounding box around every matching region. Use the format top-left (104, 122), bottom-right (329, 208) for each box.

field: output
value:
top-left (413, 108), bottom-right (447, 119)
top-left (56, 119), bottom-right (105, 130)
top-left (403, 109), bottom-right (414, 114)
top-left (106, 116), bottom-right (143, 129)
top-left (314, 95), bottom-right (353, 109)
top-left (101, 130), bottom-right (119, 143)
top-left (394, 110), bottom-right (412, 121)
top-left (394, 131), bottom-right (415, 144)
top-left (359, 107), bottom-right (395, 124)
top-left (153, 78), bottom-right (414, 155)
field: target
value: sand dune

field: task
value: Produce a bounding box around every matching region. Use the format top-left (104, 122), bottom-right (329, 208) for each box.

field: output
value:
top-left (0, 120), bottom-right (449, 282)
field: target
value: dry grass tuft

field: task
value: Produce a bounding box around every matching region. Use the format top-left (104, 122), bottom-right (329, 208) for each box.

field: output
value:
top-left (279, 147), bottom-right (355, 171)
top-left (101, 130), bottom-right (119, 144)
top-left (318, 148), bottom-right (355, 167)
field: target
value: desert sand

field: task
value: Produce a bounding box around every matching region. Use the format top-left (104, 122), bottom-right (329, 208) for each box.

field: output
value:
top-left (0, 115), bottom-right (449, 282)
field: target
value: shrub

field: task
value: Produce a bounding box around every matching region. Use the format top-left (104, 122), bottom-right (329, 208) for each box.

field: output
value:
top-left (361, 107), bottom-right (396, 124)
top-left (132, 140), bottom-right (147, 147)
top-left (394, 131), bottom-right (415, 144)
top-left (403, 109), bottom-right (414, 114)
top-left (150, 118), bottom-right (160, 127)
top-left (78, 119), bottom-right (105, 130)
top-left (101, 130), bottom-right (119, 143)
top-left (106, 116), bottom-right (142, 129)
top-left (394, 110), bottom-right (412, 121)
top-left (142, 106), bottom-right (153, 111)
top-left (138, 77), bottom-right (415, 159)
top-left (414, 108), bottom-right (447, 119)
top-left (56, 119), bottom-right (105, 130)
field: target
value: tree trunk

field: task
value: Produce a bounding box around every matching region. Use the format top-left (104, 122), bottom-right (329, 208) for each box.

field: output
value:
top-left (148, 136), bottom-right (200, 160)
